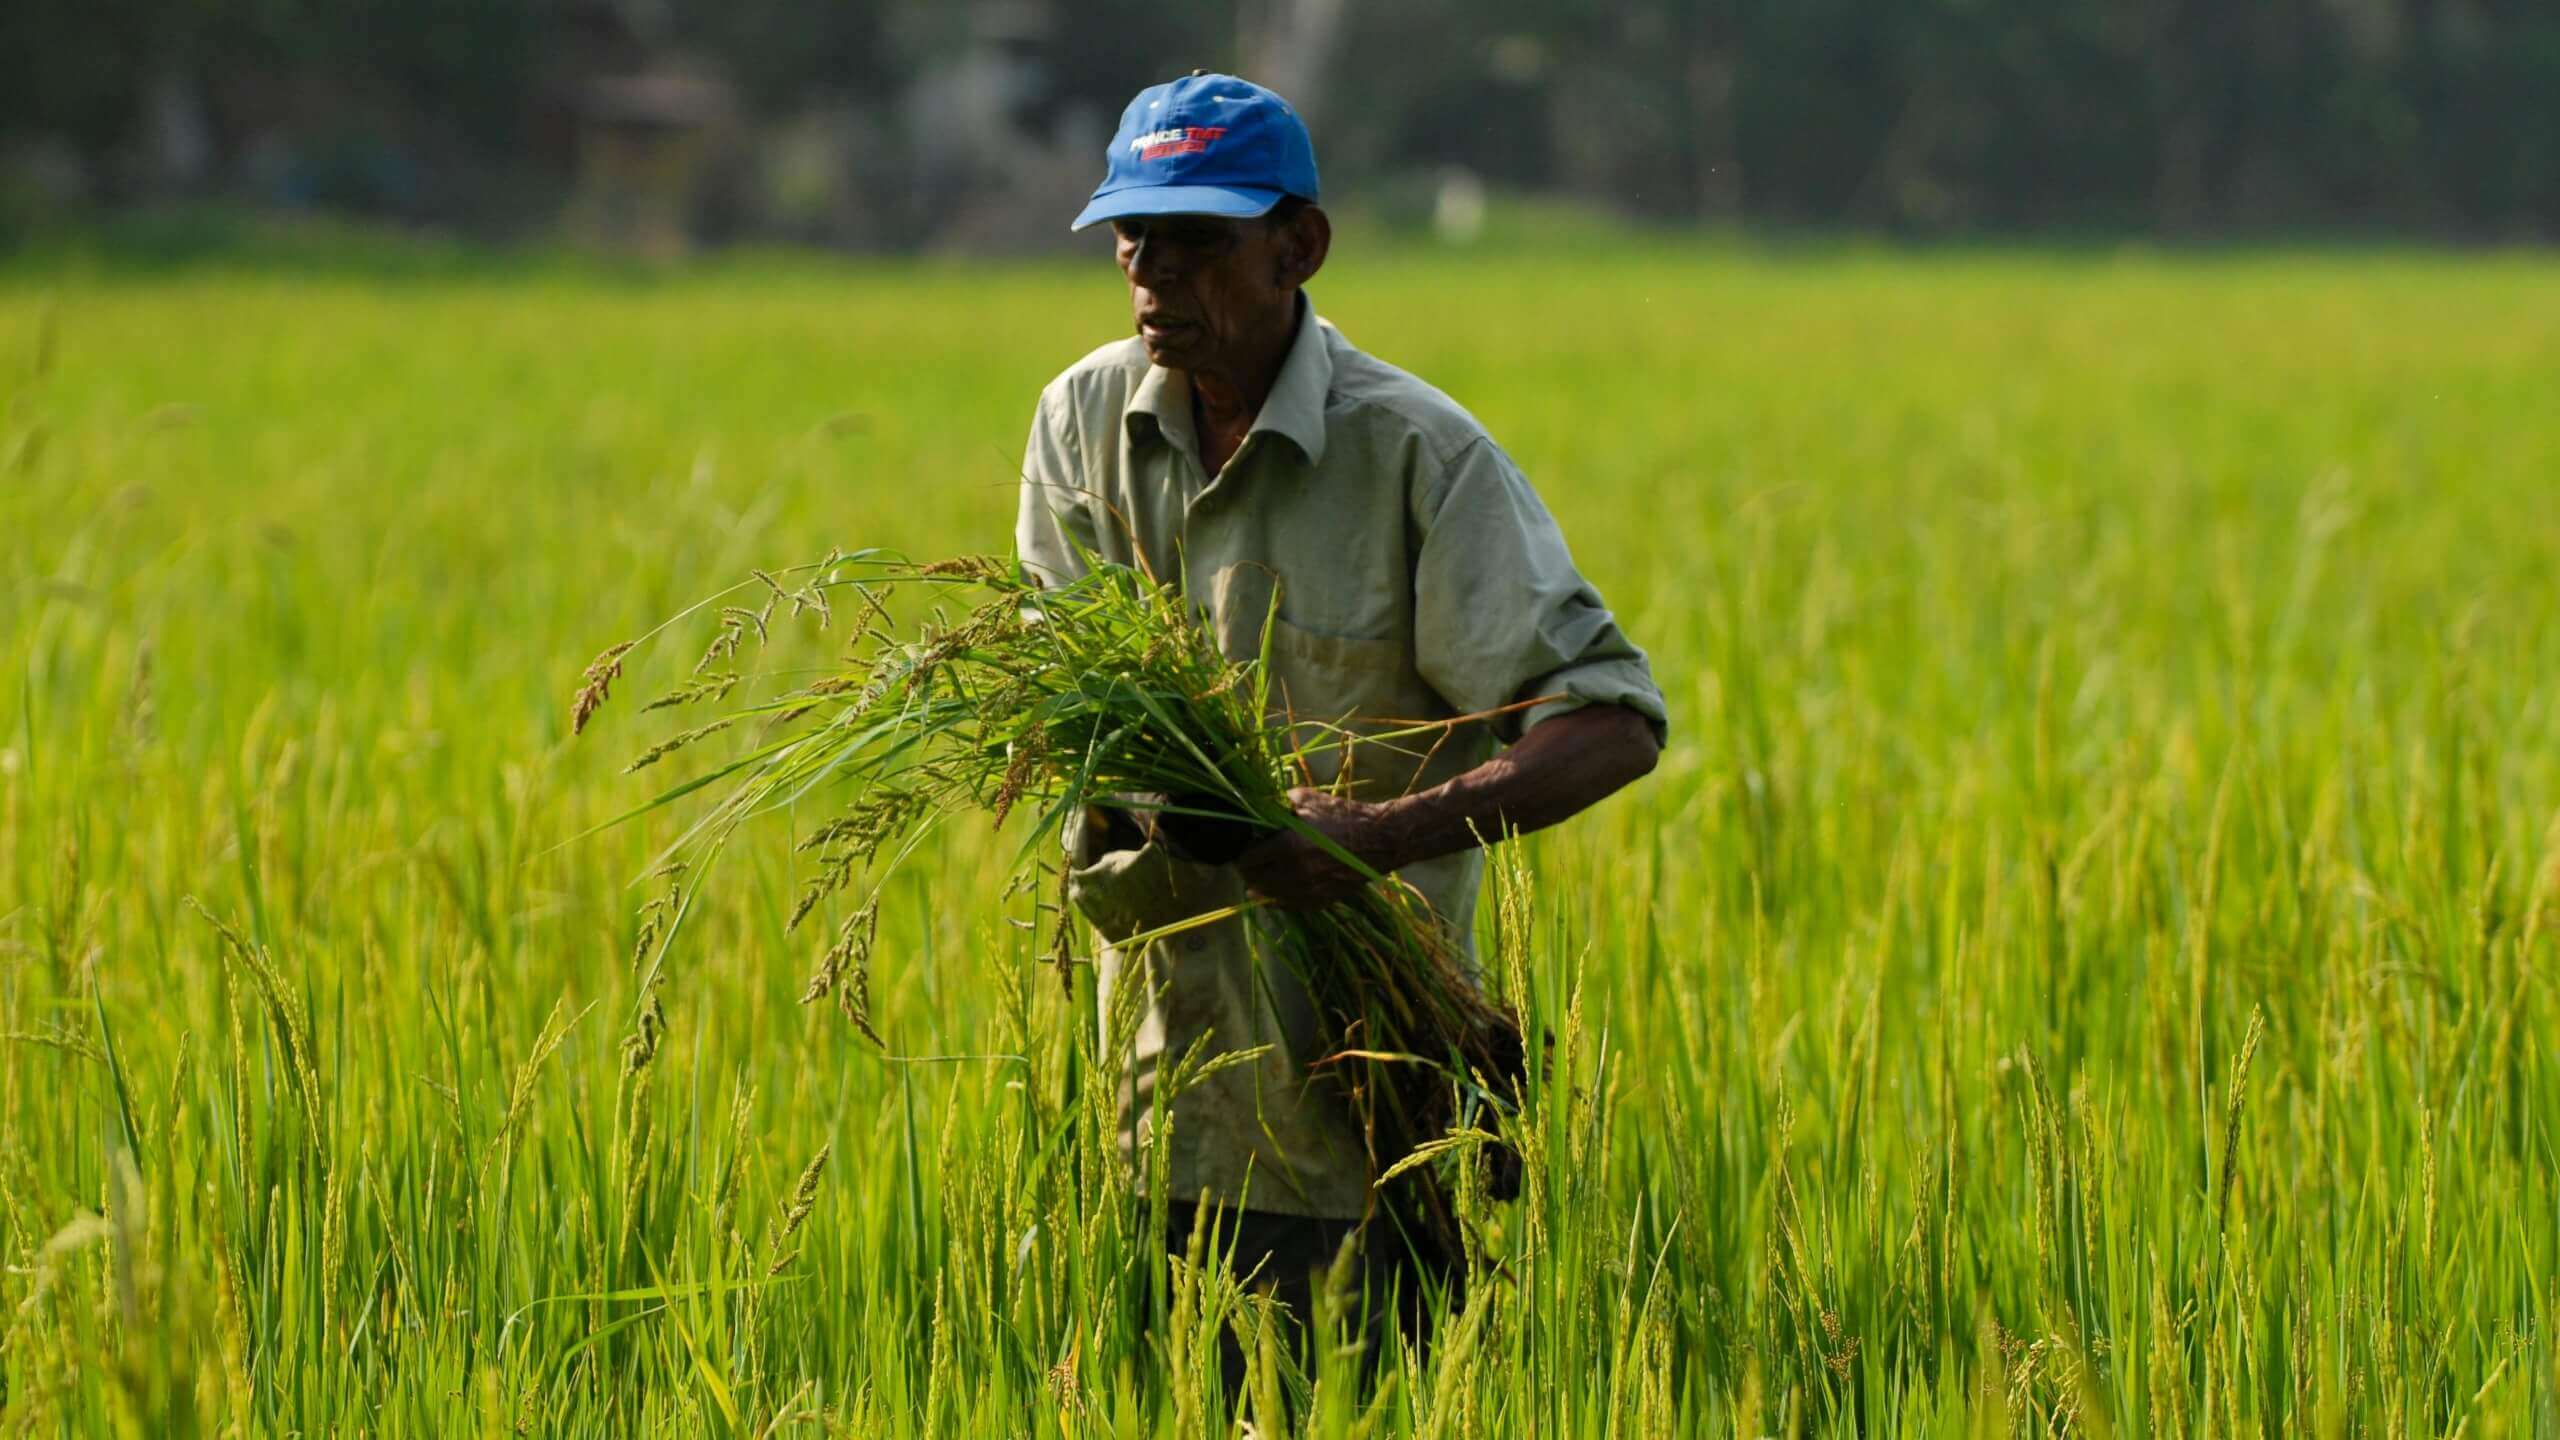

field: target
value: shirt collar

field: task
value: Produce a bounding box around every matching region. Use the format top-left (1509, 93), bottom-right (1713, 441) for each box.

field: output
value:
top-left (1125, 292), bottom-right (1333, 468)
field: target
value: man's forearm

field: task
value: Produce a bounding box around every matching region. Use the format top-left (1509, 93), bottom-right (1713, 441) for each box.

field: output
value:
top-left (1366, 703), bottom-right (1660, 872)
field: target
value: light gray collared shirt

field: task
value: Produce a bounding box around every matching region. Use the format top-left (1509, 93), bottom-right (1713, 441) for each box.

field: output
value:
top-left (1017, 295), bottom-right (1667, 1218)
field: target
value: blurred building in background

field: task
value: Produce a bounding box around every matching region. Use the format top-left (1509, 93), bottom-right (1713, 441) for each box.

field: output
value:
top-left (4, 0), bottom-right (2556, 252)
top-left (551, 2), bottom-right (738, 258)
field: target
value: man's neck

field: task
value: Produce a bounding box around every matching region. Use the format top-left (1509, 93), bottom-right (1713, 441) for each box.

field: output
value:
top-left (1188, 302), bottom-right (1301, 474)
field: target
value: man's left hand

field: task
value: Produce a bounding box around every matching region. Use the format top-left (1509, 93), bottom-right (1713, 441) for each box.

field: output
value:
top-left (1233, 787), bottom-right (1399, 909)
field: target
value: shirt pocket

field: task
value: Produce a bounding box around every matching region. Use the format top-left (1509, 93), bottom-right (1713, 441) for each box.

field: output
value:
top-left (1262, 615), bottom-right (1468, 798)
top-left (1204, 561), bottom-right (1457, 796)
top-left (1205, 564), bottom-right (1404, 710)
top-left (1259, 615), bottom-right (1410, 722)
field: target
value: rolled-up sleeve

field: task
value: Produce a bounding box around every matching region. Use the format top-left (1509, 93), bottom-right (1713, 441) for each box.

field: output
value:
top-left (1015, 385), bottom-right (1097, 590)
top-left (1411, 438), bottom-right (1669, 745)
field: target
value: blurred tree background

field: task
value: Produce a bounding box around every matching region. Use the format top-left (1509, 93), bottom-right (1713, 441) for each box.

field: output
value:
top-left (4, 0), bottom-right (2554, 250)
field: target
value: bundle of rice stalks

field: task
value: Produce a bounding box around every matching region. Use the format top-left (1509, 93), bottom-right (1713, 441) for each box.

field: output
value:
top-left (576, 550), bottom-right (1526, 1204)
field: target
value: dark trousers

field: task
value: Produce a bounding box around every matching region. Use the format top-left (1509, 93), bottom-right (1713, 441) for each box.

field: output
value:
top-left (1156, 1198), bottom-right (1459, 1401)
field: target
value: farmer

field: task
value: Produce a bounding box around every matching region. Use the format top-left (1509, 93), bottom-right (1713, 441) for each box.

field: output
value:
top-left (1015, 72), bottom-right (1668, 1363)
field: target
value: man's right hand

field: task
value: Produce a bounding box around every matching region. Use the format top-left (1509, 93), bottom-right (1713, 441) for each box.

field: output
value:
top-left (1232, 787), bottom-right (1397, 909)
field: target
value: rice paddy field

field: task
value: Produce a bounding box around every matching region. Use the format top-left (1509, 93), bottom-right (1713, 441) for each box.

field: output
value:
top-left (3, 239), bottom-right (2558, 1436)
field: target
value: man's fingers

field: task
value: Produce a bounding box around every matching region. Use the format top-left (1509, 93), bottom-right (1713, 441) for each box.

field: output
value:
top-left (1231, 817), bottom-right (1380, 910)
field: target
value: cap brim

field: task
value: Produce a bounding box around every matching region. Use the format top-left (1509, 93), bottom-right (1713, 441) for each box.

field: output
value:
top-left (1070, 184), bottom-right (1285, 232)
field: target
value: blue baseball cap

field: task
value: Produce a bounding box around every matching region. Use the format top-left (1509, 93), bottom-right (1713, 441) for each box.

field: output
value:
top-left (1070, 73), bottom-right (1320, 232)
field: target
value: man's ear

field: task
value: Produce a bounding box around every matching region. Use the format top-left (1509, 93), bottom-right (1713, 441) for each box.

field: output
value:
top-left (1279, 205), bottom-right (1331, 289)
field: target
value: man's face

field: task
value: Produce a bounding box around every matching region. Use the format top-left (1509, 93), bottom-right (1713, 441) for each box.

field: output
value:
top-left (1111, 213), bottom-right (1300, 373)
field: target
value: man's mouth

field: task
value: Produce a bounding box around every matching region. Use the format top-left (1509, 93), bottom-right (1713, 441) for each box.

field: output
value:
top-left (1138, 316), bottom-right (1198, 343)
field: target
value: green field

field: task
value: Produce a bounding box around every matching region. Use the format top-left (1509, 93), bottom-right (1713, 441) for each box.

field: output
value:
top-left (4, 245), bottom-right (2557, 1435)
